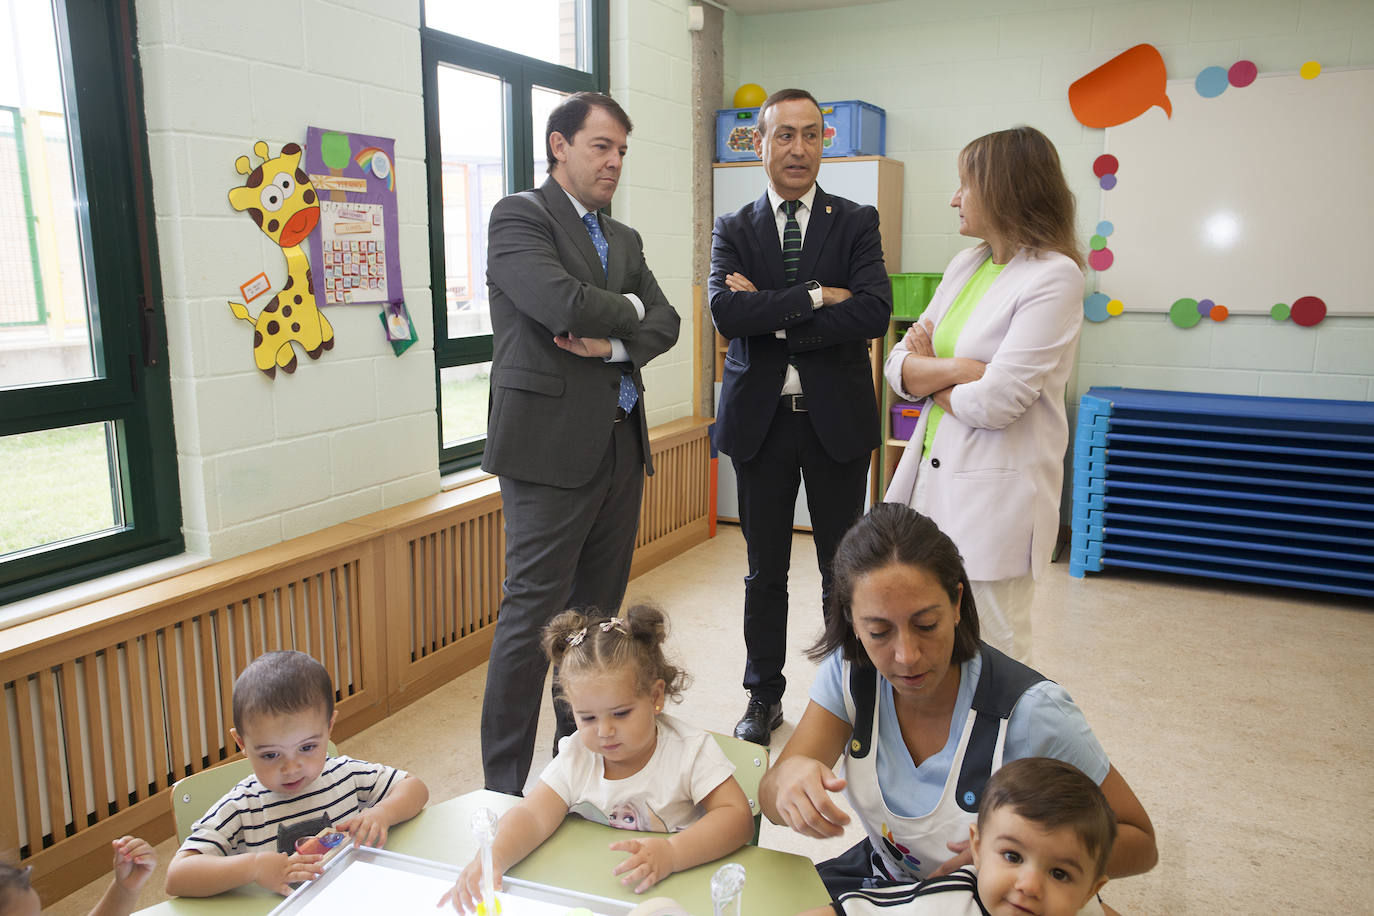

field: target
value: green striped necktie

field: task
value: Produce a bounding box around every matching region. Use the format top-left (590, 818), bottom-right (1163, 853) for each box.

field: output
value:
top-left (781, 198), bottom-right (802, 283)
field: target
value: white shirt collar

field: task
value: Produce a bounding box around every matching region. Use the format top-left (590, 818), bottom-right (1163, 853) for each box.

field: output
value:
top-left (767, 182), bottom-right (817, 216)
top-left (562, 186), bottom-right (592, 219)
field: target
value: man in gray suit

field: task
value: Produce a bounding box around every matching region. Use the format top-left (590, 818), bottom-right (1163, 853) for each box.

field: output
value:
top-left (479, 92), bottom-right (681, 794)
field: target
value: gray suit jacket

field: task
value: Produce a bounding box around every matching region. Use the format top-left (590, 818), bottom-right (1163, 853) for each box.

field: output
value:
top-left (482, 178), bottom-right (680, 487)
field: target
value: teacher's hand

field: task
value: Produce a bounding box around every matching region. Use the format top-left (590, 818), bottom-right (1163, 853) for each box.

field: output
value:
top-left (928, 839), bottom-right (973, 879)
top-left (770, 757), bottom-right (850, 839)
top-left (553, 334), bottom-right (612, 359)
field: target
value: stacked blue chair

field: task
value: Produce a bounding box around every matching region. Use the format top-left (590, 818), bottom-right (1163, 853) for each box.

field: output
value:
top-left (1068, 387), bottom-right (1374, 599)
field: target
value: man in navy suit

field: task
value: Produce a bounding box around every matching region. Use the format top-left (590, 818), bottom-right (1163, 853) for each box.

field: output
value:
top-left (709, 88), bottom-right (892, 744)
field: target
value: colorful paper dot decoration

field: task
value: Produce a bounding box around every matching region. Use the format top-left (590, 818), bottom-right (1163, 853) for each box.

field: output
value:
top-left (1083, 292), bottom-right (1111, 322)
top-left (1092, 154), bottom-right (1119, 178)
top-left (1290, 295), bottom-right (1327, 326)
top-left (1210, 304), bottom-right (1229, 321)
top-left (1088, 248), bottom-right (1114, 271)
top-left (1100, 173), bottom-right (1118, 190)
top-left (1169, 297), bottom-right (1202, 328)
top-left (1090, 234), bottom-right (1108, 251)
top-left (1300, 60), bottom-right (1321, 79)
top-left (1197, 298), bottom-right (1215, 315)
top-left (1195, 66), bottom-right (1229, 98)
top-left (1229, 60), bottom-right (1258, 87)
top-left (1096, 220), bottom-right (1114, 237)
top-left (1106, 299), bottom-right (1125, 316)
top-left (1271, 302), bottom-right (1291, 321)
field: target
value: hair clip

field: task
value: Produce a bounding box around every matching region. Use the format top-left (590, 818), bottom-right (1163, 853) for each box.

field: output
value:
top-left (599, 617), bottom-right (628, 635)
top-left (567, 627), bottom-right (587, 646)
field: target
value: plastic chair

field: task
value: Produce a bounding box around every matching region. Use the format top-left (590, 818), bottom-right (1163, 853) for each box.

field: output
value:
top-left (710, 732), bottom-right (769, 845)
top-left (172, 742), bottom-right (338, 842)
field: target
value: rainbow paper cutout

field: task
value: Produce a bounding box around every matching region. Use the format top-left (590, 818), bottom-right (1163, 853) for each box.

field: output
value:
top-left (354, 146), bottom-right (395, 191)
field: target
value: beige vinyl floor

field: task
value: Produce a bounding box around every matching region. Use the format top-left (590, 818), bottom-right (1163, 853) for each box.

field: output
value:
top-left (48, 524), bottom-right (1374, 914)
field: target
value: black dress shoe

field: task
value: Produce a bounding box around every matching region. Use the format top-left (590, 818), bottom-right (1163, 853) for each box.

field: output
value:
top-left (733, 695), bottom-right (784, 745)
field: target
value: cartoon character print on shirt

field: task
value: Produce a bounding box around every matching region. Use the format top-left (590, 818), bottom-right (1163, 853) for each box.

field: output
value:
top-left (881, 821), bottom-right (922, 874)
top-left (569, 797), bottom-right (668, 833)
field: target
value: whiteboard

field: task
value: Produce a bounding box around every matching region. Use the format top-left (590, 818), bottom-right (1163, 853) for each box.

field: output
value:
top-left (1100, 66), bottom-right (1374, 315)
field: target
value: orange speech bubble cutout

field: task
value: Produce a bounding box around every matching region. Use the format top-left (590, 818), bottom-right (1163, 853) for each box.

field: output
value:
top-left (1069, 44), bottom-right (1172, 128)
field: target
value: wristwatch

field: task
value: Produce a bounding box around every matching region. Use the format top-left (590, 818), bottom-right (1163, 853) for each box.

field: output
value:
top-left (805, 279), bottom-right (822, 309)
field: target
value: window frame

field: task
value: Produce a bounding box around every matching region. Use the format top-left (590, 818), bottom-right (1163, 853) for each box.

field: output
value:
top-left (421, 1), bottom-right (610, 474)
top-left (0, 0), bottom-right (182, 606)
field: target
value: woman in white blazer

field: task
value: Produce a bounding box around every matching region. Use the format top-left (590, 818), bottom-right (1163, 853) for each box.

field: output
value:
top-left (884, 126), bottom-right (1084, 662)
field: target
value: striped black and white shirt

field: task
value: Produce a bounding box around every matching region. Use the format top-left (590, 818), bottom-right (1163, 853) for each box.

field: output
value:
top-left (179, 755), bottom-right (407, 857)
top-left (831, 867), bottom-right (989, 915)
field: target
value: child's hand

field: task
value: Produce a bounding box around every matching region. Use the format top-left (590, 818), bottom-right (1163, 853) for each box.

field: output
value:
top-left (437, 855), bottom-right (504, 913)
top-left (111, 835), bottom-right (156, 893)
top-left (252, 851), bottom-right (324, 896)
top-left (609, 836), bottom-right (677, 894)
top-left (337, 809), bottom-right (390, 848)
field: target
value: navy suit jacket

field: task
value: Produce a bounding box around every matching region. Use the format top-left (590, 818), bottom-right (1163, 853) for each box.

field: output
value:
top-left (709, 186), bottom-right (892, 464)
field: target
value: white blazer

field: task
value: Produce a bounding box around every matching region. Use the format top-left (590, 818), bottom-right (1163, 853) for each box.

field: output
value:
top-left (884, 245), bottom-right (1084, 581)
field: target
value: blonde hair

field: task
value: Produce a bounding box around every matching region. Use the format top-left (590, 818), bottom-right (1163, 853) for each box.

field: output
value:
top-left (543, 604), bottom-right (688, 704)
top-left (959, 125), bottom-right (1082, 268)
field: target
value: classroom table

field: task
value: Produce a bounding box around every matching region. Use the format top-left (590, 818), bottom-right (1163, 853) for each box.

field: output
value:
top-left (134, 789), bottom-right (830, 915)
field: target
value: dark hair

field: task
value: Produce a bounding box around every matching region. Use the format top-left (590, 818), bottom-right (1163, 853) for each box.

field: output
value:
top-left (757, 87), bottom-right (822, 134)
top-left (808, 503), bottom-right (980, 666)
top-left (959, 125), bottom-right (1082, 268)
top-left (545, 91), bottom-right (633, 173)
top-left (0, 864), bottom-right (33, 912)
top-left (543, 603), bottom-right (688, 704)
top-left (232, 650), bottom-right (335, 734)
top-left (978, 757), bottom-right (1117, 879)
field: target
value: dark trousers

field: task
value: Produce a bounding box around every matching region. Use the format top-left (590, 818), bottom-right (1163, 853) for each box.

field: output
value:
top-left (732, 399), bottom-right (869, 704)
top-left (480, 416), bottom-right (644, 795)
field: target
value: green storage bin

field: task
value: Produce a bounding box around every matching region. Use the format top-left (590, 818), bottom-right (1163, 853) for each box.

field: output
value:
top-left (889, 272), bottom-right (942, 318)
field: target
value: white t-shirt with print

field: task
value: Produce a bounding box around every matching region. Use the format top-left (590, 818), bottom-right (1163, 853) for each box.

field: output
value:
top-left (538, 713), bottom-right (735, 833)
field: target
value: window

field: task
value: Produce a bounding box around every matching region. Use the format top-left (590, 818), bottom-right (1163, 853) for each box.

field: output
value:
top-left (422, 0), bottom-right (608, 473)
top-left (0, 0), bottom-right (181, 606)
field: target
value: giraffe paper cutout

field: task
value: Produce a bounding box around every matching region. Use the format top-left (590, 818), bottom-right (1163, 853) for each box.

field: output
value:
top-left (227, 140), bottom-right (334, 378)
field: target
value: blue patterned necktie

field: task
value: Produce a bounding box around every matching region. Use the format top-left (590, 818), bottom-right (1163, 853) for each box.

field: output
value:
top-left (781, 198), bottom-right (803, 283)
top-left (582, 211), bottom-right (639, 415)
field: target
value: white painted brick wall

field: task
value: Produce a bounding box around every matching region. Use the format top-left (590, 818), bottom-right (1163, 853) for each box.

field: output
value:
top-left (732, 0), bottom-right (1374, 402)
top-left (137, 0), bottom-right (436, 561)
top-left (611, 0), bottom-right (697, 426)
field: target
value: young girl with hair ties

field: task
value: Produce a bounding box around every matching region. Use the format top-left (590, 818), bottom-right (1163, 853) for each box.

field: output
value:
top-left (441, 604), bottom-right (755, 914)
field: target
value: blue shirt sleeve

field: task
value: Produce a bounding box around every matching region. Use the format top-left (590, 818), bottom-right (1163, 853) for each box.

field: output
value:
top-left (1004, 681), bottom-right (1111, 784)
top-left (809, 648), bottom-right (852, 724)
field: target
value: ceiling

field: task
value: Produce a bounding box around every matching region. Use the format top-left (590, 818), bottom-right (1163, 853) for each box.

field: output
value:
top-left (709, 0), bottom-right (890, 14)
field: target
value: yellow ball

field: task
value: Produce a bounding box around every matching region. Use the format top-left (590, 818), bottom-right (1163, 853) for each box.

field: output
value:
top-left (733, 83), bottom-right (767, 108)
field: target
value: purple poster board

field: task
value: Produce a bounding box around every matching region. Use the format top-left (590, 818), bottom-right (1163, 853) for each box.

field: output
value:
top-left (304, 126), bottom-right (403, 307)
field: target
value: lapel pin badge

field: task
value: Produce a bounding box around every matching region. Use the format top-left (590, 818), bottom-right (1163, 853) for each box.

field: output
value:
top-left (826, 205), bottom-right (833, 214)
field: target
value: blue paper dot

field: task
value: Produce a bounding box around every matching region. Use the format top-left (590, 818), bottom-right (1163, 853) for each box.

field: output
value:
top-left (1099, 174), bottom-right (1117, 190)
top-left (1096, 220), bottom-right (1114, 237)
top-left (1195, 66), bottom-right (1229, 98)
top-left (1084, 292), bottom-right (1111, 322)
top-left (1198, 298), bottom-right (1215, 315)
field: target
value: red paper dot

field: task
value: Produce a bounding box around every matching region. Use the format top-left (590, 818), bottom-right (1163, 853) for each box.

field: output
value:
top-left (1290, 295), bottom-right (1327, 327)
top-left (1210, 304), bottom-right (1229, 321)
top-left (1229, 60), bottom-right (1258, 87)
top-left (1092, 154), bottom-right (1119, 178)
top-left (1088, 248), bottom-right (1114, 271)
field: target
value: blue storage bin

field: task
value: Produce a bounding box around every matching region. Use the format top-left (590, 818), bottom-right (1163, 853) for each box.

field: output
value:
top-left (818, 100), bottom-right (885, 158)
top-left (715, 99), bottom-right (887, 162)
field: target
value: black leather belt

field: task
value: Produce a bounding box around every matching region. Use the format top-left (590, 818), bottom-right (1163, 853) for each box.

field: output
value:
top-left (781, 394), bottom-right (807, 412)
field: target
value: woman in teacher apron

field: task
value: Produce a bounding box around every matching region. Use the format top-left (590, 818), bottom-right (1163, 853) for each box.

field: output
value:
top-left (884, 125), bottom-right (1085, 664)
top-left (756, 505), bottom-right (1157, 911)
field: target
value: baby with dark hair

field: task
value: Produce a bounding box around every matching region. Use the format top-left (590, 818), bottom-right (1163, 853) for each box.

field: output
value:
top-left (165, 650), bottom-right (428, 898)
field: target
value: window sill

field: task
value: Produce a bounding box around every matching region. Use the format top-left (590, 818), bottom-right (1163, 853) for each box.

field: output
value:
top-left (441, 465), bottom-right (494, 491)
top-left (0, 551), bottom-right (212, 632)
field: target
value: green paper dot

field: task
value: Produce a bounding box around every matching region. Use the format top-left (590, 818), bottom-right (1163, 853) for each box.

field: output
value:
top-left (1271, 303), bottom-right (1291, 321)
top-left (320, 131), bottom-right (352, 170)
top-left (1169, 298), bottom-right (1202, 328)
top-left (1090, 234), bottom-right (1107, 251)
